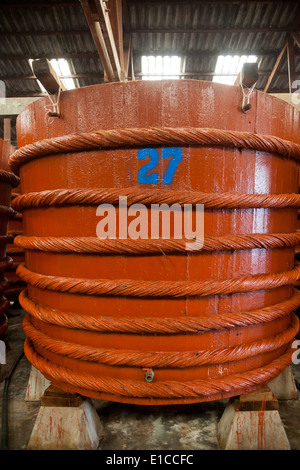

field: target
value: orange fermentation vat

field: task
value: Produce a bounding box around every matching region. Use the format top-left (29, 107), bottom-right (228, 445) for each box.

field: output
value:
top-left (0, 167), bottom-right (19, 336)
top-left (10, 80), bottom-right (300, 405)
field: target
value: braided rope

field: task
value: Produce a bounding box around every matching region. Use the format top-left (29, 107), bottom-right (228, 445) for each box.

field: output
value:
top-left (0, 256), bottom-right (13, 273)
top-left (0, 205), bottom-right (17, 219)
top-left (0, 297), bottom-right (10, 317)
top-left (0, 235), bottom-right (13, 246)
top-left (0, 169), bottom-right (19, 187)
top-left (4, 285), bottom-right (24, 297)
top-left (11, 187), bottom-right (300, 212)
top-left (16, 263), bottom-right (300, 298)
top-left (23, 313), bottom-right (299, 369)
top-left (8, 126), bottom-right (300, 175)
top-left (0, 314), bottom-right (8, 337)
top-left (14, 232), bottom-right (300, 255)
top-left (5, 245), bottom-right (24, 255)
top-left (19, 289), bottom-right (300, 334)
top-left (0, 279), bottom-right (8, 295)
top-left (24, 338), bottom-right (294, 399)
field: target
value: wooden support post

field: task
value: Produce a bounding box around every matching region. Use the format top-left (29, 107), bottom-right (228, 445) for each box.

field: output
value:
top-left (287, 34), bottom-right (296, 92)
top-left (268, 366), bottom-right (298, 400)
top-left (27, 385), bottom-right (103, 450)
top-left (3, 118), bottom-right (11, 143)
top-left (25, 365), bottom-right (52, 402)
top-left (217, 386), bottom-right (290, 450)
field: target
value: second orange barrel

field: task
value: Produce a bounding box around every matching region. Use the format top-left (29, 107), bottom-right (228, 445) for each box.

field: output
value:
top-left (10, 80), bottom-right (300, 405)
top-left (0, 139), bottom-right (26, 301)
top-left (0, 168), bottom-right (19, 336)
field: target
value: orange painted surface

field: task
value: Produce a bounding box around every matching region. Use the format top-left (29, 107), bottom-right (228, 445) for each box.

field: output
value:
top-left (12, 80), bottom-right (300, 404)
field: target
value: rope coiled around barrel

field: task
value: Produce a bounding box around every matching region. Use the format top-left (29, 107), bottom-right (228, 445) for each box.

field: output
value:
top-left (24, 338), bottom-right (295, 400)
top-left (19, 288), bottom-right (300, 334)
top-left (16, 262), bottom-right (300, 298)
top-left (13, 232), bottom-right (300, 255)
top-left (8, 126), bottom-right (300, 175)
top-left (22, 313), bottom-right (299, 369)
top-left (0, 169), bottom-right (19, 187)
top-left (11, 187), bottom-right (300, 211)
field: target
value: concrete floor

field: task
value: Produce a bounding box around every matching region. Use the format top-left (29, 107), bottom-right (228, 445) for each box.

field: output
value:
top-left (1, 305), bottom-right (300, 451)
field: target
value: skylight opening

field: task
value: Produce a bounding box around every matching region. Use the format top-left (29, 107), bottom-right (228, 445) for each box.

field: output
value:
top-left (29, 58), bottom-right (77, 92)
top-left (212, 55), bottom-right (258, 85)
top-left (141, 56), bottom-right (182, 80)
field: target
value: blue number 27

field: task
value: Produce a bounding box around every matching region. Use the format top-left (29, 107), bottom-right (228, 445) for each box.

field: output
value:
top-left (137, 148), bottom-right (182, 185)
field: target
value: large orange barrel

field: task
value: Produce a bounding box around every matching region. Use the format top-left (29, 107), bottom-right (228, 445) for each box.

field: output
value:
top-left (10, 80), bottom-right (300, 405)
top-left (0, 168), bottom-right (19, 336)
top-left (0, 139), bottom-right (25, 301)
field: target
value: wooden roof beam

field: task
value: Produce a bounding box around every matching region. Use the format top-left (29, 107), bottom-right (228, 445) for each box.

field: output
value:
top-left (80, 0), bottom-right (122, 81)
top-left (131, 27), bottom-right (298, 34)
top-left (80, 0), bottom-right (117, 81)
top-left (127, 1), bottom-right (298, 4)
top-left (291, 32), bottom-right (300, 49)
top-left (287, 34), bottom-right (296, 92)
top-left (0, 74), bottom-right (104, 80)
top-left (264, 40), bottom-right (288, 93)
top-left (0, 30), bottom-right (90, 37)
top-left (109, 0), bottom-right (125, 73)
top-left (94, 0), bottom-right (123, 80)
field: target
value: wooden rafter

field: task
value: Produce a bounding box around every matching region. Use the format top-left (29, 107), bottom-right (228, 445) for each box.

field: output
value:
top-left (80, 0), bottom-right (122, 81)
top-left (0, 73), bottom-right (104, 81)
top-left (264, 41), bottom-right (288, 93)
top-left (291, 32), bottom-right (300, 49)
top-left (2, 49), bottom-right (298, 62)
top-left (80, 0), bottom-right (117, 81)
top-left (109, 0), bottom-right (124, 73)
top-left (0, 71), bottom-right (290, 80)
top-left (122, 0), bottom-right (133, 79)
top-left (0, 0), bottom-right (296, 5)
top-left (131, 27), bottom-right (298, 34)
top-left (127, 0), bottom-right (298, 4)
top-left (287, 34), bottom-right (296, 92)
top-left (0, 30), bottom-right (90, 37)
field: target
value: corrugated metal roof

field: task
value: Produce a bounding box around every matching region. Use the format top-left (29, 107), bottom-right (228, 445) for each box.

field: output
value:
top-left (0, 0), bottom-right (298, 98)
